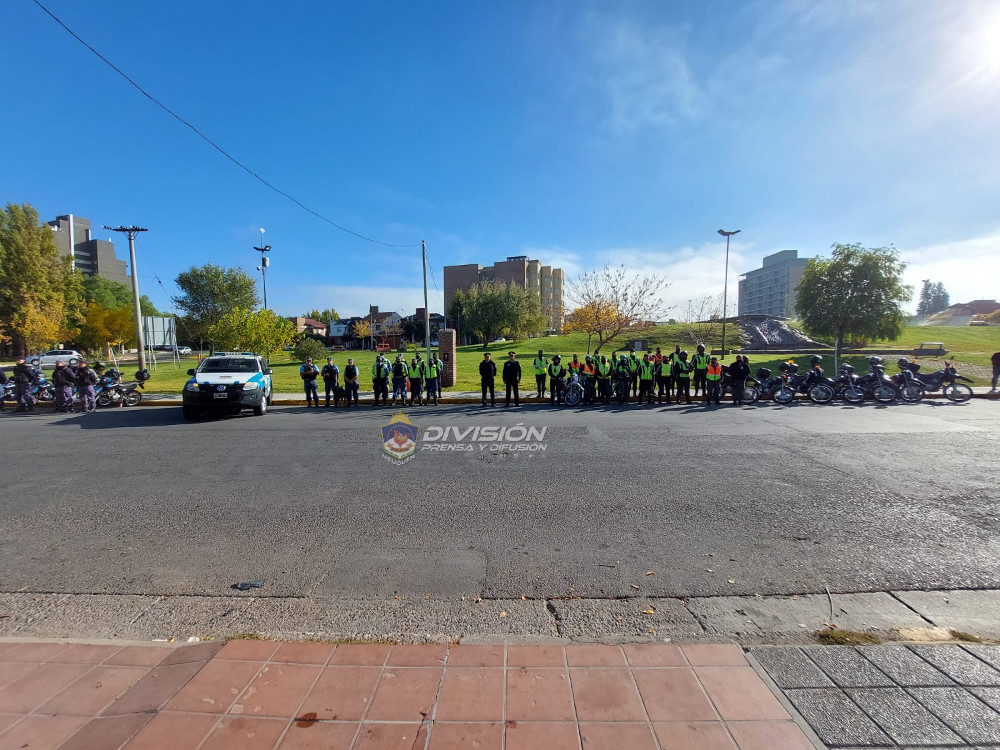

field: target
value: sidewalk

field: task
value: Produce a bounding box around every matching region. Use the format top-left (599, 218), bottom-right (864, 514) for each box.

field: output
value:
top-left (0, 640), bottom-right (814, 750)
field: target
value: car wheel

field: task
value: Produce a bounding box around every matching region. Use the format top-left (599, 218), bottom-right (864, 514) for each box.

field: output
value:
top-left (254, 395), bottom-right (268, 416)
top-left (182, 406), bottom-right (198, 421)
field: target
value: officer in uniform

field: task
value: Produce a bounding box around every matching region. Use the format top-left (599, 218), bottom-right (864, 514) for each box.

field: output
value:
top-left (390, 354), bottom-right (409, 406)
top-left (13, 358), bottom-right (37, 413)
top-left (638, 353), bottom-right (655, 404)
top-left (547, 354), bottom-right (566, 405)
top-left (568, 354), bottom-right (582, 378)
top-left (581, 356), bottom-right (597, 404)
top-left (657, 355), bottom-right (672, 404)
top-left (705, 356), bottom-right (723, 405)
top-left (321, 357), bottom-right (340, 407)
top-left (673, 350), bottom-right (693, 404)
top-left (409, 354), bottom-right (423, 405)
top-left (75, 359), bottom-right (99, 414)
top-left (424, 353), bottom-right (440, 405)
top-left (343, 358), bottom-right (360, 406)
top-left (51, 360), bottom-right (75, 412)
top-left (668, 345), bottom-right (682, 398)
top-left (596, 355), bottom-right (612, 404)
top-left (503, 351), bottom-right (521, 407)
top-left (479, 352), bottom-right (496, 407)
top-left (299, 358), bottom-right (320, 407)
top-left (532, 349), bottom-right (548, 398)
top-left (371, 353), bottom-right (391, 406)
top-left (691, 344), bottom-right (710, 397)
top-left (627, 349), bottom-right (640, 396)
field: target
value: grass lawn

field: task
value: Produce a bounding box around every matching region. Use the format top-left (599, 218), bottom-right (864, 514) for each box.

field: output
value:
top-left (31, 324), bottom-right (997, 391)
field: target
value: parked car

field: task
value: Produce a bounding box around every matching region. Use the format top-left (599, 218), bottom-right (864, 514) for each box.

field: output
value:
top-left (29, 349), bottom-right (83, 367)
top-left (182, 352), bottom-right (272, 420)
top-left (175, 346), bottom-right (192, 355)
top-left (491, 337), bottom-right (507, 344)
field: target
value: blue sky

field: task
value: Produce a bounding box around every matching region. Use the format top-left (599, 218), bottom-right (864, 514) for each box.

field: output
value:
top-left (4, 0), bottom-right (999, 318)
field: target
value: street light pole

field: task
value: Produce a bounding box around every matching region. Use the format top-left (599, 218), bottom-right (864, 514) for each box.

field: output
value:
top-left (103, 225), bottom-right (148, 371)
top-left (254, 228), bottom-right (271, 310)
top-left (716, 229), bottom-right (741, 361)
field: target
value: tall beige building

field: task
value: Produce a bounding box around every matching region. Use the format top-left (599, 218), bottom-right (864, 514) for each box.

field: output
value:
top-left (444, 255), bottom-right (565, 333)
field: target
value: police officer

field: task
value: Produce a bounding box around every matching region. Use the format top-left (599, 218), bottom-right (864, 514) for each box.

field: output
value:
top-left (321, 357), bottom-right (340, 407)
top-left (615, 353), bottom-right (632, 403)
top-left (424, 353), bottom-right (440, 405)
top-left (371, 353), bottom-right (391, 406)
top-left (581, 355), bottom-right (597, 404)
top-left (568, 354), bottom-right (582, 378)
top-left (627, 349), bottom-right (640, 396)
top-left (668, 345), bottom-right (682, 398)
top-left (673, 350), bottom-right (693, 404)
top-left (596, 355), bottom-right (612, 405)
top-left (705, 356), bottom-right (723, 406)
top-left (390, 354), bottom-right (409, 406)
top-left (13, 358), bottom-right (37, 413)
top-left (343, 358), bottom-right (360, 406)
top-left (691, 344), bottom-right (710, 397)
top-left (657, 354), bottom-right (672, 404)
top-left (75, 359), bottom-right (99, 414)
top-left (480, 352), bottom-right (497, 407)
top-left (532, 349), bottom-right (548, 398)
top-left (300, 357), bottom-right (320, 407)
top-left (728, 354), bottom-right (751, 406)
top-left (548, 354), bottom-right (566, 405)
top-left (0, 368), bottom-right (8, 412)
top-left (638, 353), bottom-right (655, 404)
top-left (503, 351), bottom-right (521, 407)
top-left (409, 354), bottom-right (423, 405)
top-left (51, 360), bottom-right (75, 413)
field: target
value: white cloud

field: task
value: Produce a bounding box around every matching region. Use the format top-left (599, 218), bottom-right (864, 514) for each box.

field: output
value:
top-left (898, 231), bottom-right (1000, 309)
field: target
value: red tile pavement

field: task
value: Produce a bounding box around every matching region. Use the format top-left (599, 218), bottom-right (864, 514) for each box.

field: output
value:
top-left (0, 640), bottom-right (815, 750)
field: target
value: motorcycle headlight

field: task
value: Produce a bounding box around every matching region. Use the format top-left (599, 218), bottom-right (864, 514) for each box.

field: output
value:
top-left (184, 381), bottom-right (200, 392)
top-left (242, 381), bottom-right (259, 390)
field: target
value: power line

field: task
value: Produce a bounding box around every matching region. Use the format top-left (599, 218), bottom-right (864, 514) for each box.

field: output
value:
top-left (30, 0), bottom-right (420, 249)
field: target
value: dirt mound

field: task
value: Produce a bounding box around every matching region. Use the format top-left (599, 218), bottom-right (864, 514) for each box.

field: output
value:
top-left (736, 316), bottom-right (826, 350)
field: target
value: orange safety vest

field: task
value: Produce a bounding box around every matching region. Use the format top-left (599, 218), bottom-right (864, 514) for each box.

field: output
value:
top-left (581, 363), bottom-right (596, 377)
top-left (707, 363), bottom-right (722, 380)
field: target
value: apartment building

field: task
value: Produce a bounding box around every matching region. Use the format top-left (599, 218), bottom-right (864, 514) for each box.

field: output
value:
top-left (737, 250), bottom-right (810, 318)
top-left (48, 215), bottom-right (129, 283)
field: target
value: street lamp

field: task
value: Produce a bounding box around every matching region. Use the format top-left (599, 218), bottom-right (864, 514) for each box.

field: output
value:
top-left (717, 229), bottom-right (741, 360)
top-left (254, 228), bottom-right (271, 310)
top-left (103, 225), bottom-right (148, 370)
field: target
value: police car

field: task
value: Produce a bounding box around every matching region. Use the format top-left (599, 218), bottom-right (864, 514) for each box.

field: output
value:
top-left (182, 353), bottom-right (273, 420)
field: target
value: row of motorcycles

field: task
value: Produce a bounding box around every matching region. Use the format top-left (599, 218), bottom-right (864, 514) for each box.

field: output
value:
top-left (745, 356), bottom-right (974, 406)
top-left (2, 368), bottom-right (146, 408)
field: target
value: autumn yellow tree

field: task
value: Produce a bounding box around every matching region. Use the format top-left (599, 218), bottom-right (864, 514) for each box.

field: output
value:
top-left (564, 301), bottom-right (616, 354)
top-left (352, 319), bottom-right (372, 350)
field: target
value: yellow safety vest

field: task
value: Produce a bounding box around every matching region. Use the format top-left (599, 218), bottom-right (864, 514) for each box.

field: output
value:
top-left (533, 357), bottom-right (547, 375)
top-left (639, 362), bottom-right (654, 380)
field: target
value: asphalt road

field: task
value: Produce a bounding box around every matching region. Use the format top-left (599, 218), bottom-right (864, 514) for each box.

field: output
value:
top-left (1, 399), bottom-right (998, 602)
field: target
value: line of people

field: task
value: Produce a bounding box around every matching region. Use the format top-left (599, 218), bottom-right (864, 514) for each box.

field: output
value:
top-left (1, 358), bottom-right (103, 414)
top-left (298, 352), bottom-right (446, 408)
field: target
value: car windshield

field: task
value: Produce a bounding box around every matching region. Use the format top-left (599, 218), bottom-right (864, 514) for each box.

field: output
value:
top-left (199, 358), bottom-right (259, 374)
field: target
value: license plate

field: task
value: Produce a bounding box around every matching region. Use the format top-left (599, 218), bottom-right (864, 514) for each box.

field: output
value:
top-left (213, 393), bottom-right (228, 399)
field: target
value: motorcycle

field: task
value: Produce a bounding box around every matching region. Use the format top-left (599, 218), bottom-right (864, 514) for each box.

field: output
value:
top-left (890, 359), bottom-right (926, 403)
top-left (771, 361), bottom-right (799, 405)
top-left (854, 357), bottom-right (898, 403)
top-left (832, 364), bottom-right (866, 404)
top-left (563, 372), bottom-right (584, 407)
top-left (721, 368), bottom-right (763, 404)
top-left (794, 358), bottom-right (836, 404)
top-left (903, 360), bottom-right (974, 403)
top-left (97, 381), bottom-right (143, 407)
top-left (613, 372), bottom-right (630, 405)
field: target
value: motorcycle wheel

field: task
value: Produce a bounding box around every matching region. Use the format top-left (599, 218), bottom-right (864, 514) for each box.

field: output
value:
top-left (773, 387), bottom-right (795, 405)
top-left (743, 385), bottom-right (761, 404)
top-left (97, 392), bottom-right (113, 407)
top-left (565, 386), bottom-right (582, 407)
top-left (808, 384), bottom-right (835, 404)
top-left (900, 384), bottom-right (924, 403)
top-left (842, 385), bottom-right (865, 404)
top-left (873, 384), bottom-right (897, 403)
top-left (943, 383), bottom-right (973, 402)
top-left (124, 391), bottom-right (142, 406)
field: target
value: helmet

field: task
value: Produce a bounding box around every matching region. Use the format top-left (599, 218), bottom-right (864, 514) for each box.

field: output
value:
top-left (619, 354), bottom-right (627, 360)
top-left (809, 355), bottom-right (822, 366)
top-left (696, 344), bottom-right (705, 352)
top-left (680, 350), bottom-right (688, 358)
top-left (868, 356), bottom-right (883, 366)
top-left (585, 355), bottom-right (592, 362)
top-left (552, 354), bottom-right (561, 362)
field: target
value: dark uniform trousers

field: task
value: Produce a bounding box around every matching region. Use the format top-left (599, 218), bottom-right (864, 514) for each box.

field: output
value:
top-left (676, 376), bottom-right (692, 403)
top-left (706, 379), bottom-right (721, 404)
top-left (693, 368), bottom-right (707, 395)
top-left (481, 379), bottom-right (495, 406)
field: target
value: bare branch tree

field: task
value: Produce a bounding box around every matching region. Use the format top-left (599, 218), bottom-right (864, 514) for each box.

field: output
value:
top-left (681, 293), bottom-right (724, 347)
top-left (568, 265), bottom-right (671, 354)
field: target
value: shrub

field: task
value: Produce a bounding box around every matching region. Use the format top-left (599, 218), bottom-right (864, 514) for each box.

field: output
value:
top-left (292, 337), bottom-right (328, 363)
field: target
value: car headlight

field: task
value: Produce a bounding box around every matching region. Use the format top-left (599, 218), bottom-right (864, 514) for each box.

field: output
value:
top-left (184, 381), bottom-right (200, 391)
top-left (243, 381), bottom-right (259, 390)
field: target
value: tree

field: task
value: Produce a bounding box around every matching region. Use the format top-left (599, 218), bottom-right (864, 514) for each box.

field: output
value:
top-left (916, 280), bottom-right (951, 317)
top-left (795, 243), bottom-right (911, 363)
top-left (173, 264), bottom-right (259, 350)
top-left (291, 336), bottom-right (329, 363)
top-left (680, 294), bottom-right (725, 347)
top-left (209, 307), bottom-right (297, 360)
top-left (351, 319), bottom-right (372, 350)
top-left (377, 321), bottom-right (404, 348)
top-left (0, 203), bottom-right (78, 355)
top-left (304, 308), bottom-right (339, 322)
top-left (459, 281), bottom-right (545, 347)
top-left (564, 301), bottom-right (613, 354)
top-left (567, 265), bottom-right (671, 354)
top-left (930, 282), bottom-right (949, 314)
top-left (76, 301), bottom-right (113, 353)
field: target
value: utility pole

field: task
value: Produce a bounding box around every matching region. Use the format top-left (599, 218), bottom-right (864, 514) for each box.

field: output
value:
top-left (254, 228), bottom-right (271, 310)
top-left (422, 241), bottom-right (431, 366)
top-left (103, 225), bottom-right (148, 370)
top-left (716, 229), bottom-right (741, 361)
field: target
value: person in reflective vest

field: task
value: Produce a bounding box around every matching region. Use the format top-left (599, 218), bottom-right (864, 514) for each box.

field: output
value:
top-left (371, 354), bottom-right (391, 407)
top-left (596, 355), bottom-right (612, 404)
top-left (581, 355), bottom-right (597, 404)
top-left (424, 355), bottom-right (440, 405)
top-left (705, 357), bottom-right (723, 405)
top-left (638, 354), bottom-right (655, 404)
top-left (409, 354), bottom-right (423, 406)
top-left (568, 354), bottom-right (581, 377)
top-left (668, 345), bottom-right (682, 398)
top-left (673, 350), bottom-right (693, 404)
top-left (547, 355), bottom-right (566, 405)
top-left (691, 344), bottom-right (710, 397)
top-left (627, 350), bottom-right (641, 396)
top-left (532, 349), bottom-right (548, 398)
top-left (390, 354), bottom-right (409, 406)
top-left (657, 357), bottom-right (672, 404)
